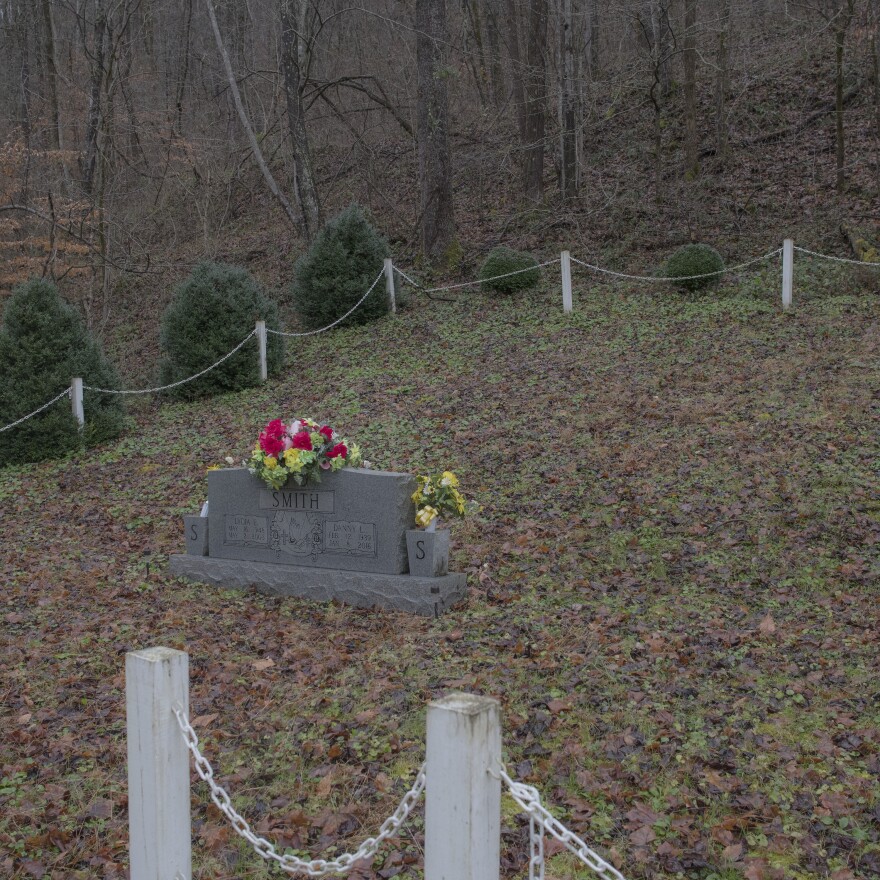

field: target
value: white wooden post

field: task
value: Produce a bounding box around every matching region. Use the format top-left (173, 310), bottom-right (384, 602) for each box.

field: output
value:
top-left (782, 239), bottom-right (793, 310)
top-left (384, 258), bottom-right (396, 315)
top-left (561, 250), bottom-right (573, 313)
top-left (71, 377), bottom-right (84, 429)
top-left (126, 647), bottom-right (191, 880)
top-left (255, 320), bottom-right (267, 382)
top-left (425, 693), bottom-right (501, 880)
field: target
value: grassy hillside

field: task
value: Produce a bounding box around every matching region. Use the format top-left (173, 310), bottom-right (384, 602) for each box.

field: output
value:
top-left (1, 263), bottom-right (878, 880)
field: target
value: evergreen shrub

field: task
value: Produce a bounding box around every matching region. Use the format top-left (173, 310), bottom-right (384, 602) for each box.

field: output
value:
top-left (663, 243), bottom-right (725, 292)
top-left (479, 246), bottom-right (541, 294)
top-left (291, 205), bottom-right (391, 330)
top-left (0, 278), bottom-right (124, 467)
top-left (159, 262), bottom-right (284, 398)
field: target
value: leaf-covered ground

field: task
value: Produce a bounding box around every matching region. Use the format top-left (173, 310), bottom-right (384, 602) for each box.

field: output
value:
top-left (1, 260), bottom-right (878, 880)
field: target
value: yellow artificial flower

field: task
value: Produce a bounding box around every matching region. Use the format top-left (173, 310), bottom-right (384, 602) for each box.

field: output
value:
top-left (264, 456), bottom-right (278, 469)
top-left (283, 448), bottom-right (304, 472)
top-left (206, 465), bottom-right (221, 471)
top-left (415, 505), bottom-right (439, 528)
top-left (440, 471), bottom-right (459, 487)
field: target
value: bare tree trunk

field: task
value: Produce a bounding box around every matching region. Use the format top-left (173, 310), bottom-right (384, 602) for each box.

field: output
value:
top-left (559, 0), bottom-right (577, 201)
top-left (463, 0), bottom-right (489, 107)
top-left (204, 0), bottom-right (301, 230)
top-left (505, 0), bottom-right (528, 140)
top-left (834, 0), bottom-right (855, 194)
top-left (16, 4), bottom-right (33, 203)
top-left (175, 0), bottom-right (193, 134)
top-left (416, 0), bottom-right (456, 264)
top-left (280, 0), bottom-right (322, 240)
top-left (523, 0), bottom-right (548, 202)
top-left (872, 0), bottom-right (880, 195)
top-left (485, 0), bottom-right (506, 107)
top-left (41, 0), bottom-right (62, 151)
top-left (635, 2), bottom-right (665, 201)
top-left (648, 0), bottom-right (671, 101)
top-left (81, 0), bottom-right (106, 196)
top-left (683, 0), bottom-right (698, 178)
top-left (588, 0), bottom-right (599, 78)
top-left (715, 0), bottom-right (732, 162)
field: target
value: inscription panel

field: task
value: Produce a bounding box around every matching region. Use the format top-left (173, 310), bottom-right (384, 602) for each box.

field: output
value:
top-left (324, 520), bottom-right (376, 556)
top-left (224, 515), bottom-right (268, 546)
top-left (260, 489), bottom-right (334, 513)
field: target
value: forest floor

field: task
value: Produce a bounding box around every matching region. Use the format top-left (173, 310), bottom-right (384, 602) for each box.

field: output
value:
top-left (1, 257), bottom-right (878, 880)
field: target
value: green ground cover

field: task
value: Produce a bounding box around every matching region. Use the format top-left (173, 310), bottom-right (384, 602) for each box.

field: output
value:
top-left (1, 261), bottom-right (878, 880)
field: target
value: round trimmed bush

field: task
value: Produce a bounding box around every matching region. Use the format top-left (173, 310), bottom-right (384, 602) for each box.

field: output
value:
top-left (0, 278), bottom-right (124, 467)
top-left (159, 262), bottom-right (284, 399)
top-left (291, 205), bottom-right (390, 330)
top-left (663, 243), bottom-right (725, 292)
top-left (479, 246), bottom-right (541, 294)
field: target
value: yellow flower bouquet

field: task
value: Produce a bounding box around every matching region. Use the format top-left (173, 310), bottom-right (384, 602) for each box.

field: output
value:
top-left (411, 471), bottom-right (476, 530)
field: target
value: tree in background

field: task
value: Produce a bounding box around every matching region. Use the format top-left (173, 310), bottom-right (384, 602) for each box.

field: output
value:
top-left (291, 204), bottom-right (391, 330)
top-left (158, 262), bottom-right (284, 399)
top-left (523, 0), bottom-right (548, 202)
top-left (416, 0), bottom-right (456, 265)
top-left (280, 0), bottom-right (322, 240)
top-left (0, 279), bottom-right (124, 466)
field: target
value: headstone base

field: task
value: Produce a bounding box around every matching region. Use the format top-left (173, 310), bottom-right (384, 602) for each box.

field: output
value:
top-left (169, 554), bottom-right (467, 617)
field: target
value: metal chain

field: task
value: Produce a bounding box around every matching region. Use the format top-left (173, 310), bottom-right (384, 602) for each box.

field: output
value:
top-left (267, 271), bottom-right (385, 338)
top-left (570, 249), bottom-right (781, 283)
top-left (173, 707), bottom-right (425, 877)
top-left (394, 260), bottom-right (559, 294)
top-left (529, 815), bottom-right (545, 880)
top-left (0, 387), bottom-right (71, 433)
top-left (84, 331), bottom-right (257, 395)
top-left (793, 245), bottom-right (880, 267)
top-left (498, 765), bottom-right (626, 880)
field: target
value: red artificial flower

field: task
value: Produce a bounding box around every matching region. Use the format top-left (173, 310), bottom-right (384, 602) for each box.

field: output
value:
top-left (259, 431), bottom-right (284, 456)
top-left (264, 418), bottom-right (285, 438)
top-left (327, 442), bottom-right (348, 459)
top-left (319, 425), bottom-right (334, 442)
top-left (292, 431), bottom-right (313, 451)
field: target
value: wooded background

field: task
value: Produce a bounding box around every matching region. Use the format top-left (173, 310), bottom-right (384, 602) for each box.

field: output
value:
top-left (0, 0), bottom-right (877, 327)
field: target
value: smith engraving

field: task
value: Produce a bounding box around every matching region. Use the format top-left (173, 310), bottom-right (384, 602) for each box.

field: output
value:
top-left (224, 515), bottom-right (268, 546)
top-left (260, 489), bottom-right (334, 513)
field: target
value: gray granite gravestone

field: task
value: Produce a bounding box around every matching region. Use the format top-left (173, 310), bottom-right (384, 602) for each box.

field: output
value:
top-left (169, 467), bottom-right (466, 616)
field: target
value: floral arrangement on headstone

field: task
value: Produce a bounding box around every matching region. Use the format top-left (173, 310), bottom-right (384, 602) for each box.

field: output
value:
top-left (412, 471), bottom-right (475, 530)
top-left (248, 417), bottom-right (362, 489)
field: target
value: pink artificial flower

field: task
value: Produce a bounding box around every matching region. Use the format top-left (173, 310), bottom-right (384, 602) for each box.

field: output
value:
top-left (319, 425), bottom-right (334, 442)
